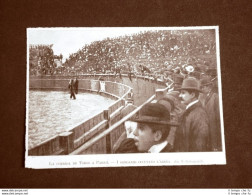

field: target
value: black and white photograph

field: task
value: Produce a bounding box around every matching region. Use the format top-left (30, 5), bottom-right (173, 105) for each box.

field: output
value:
top-left (25, 26), bottom-right (226, 168)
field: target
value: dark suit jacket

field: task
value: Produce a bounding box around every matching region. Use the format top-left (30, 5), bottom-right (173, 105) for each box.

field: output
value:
top-left (114, 138), bottom-right (173, 153)
top-left (114, 138), bottom-right (138, 153)
top-left (174, 101), bottom-right (210, 152)
top-left (160, 143), bottom-right (173, 152)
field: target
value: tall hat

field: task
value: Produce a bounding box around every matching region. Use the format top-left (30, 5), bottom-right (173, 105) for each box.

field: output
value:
top-left (131, 103), bottom-right (178, 126)
top-left (178, 77), bottom-right (202, 92)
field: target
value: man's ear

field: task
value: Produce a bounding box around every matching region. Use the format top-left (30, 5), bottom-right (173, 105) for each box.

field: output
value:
top-left (190, 91), bottom-right (196, 99)
top-left (154, 130), bottom-right (162, 142)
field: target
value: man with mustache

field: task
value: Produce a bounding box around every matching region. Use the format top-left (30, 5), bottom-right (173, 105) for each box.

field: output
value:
top-left (115, 102), bottom-right (178, 153)
top-left (174, 77), bottom-right (210, 152)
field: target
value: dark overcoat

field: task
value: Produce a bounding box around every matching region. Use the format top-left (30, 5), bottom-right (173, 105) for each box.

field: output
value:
top-left (114, 138), bottom-right (173, 153)
top-left (174, 101), bottom-right (210, 152)
top-left (204, 91), bottom-right (222, 151)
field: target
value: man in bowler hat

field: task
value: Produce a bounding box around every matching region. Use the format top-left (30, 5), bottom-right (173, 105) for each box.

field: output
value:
top-left (174, 77), bottom-right (210, 152)
top-left (115, 102), bottom-right (178, 153)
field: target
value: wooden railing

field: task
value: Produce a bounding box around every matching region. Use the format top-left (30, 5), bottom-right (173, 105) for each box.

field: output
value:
top-left (30, 74), bottom-right (168, 107)
top-left (28, 78), bottom-right (133, 155)
top-left (69, 86), bottom-right (172, 155)
top-left (69, 94), bottom-right (157, 155)
top-left (29, 74), bottom-right (168, 86)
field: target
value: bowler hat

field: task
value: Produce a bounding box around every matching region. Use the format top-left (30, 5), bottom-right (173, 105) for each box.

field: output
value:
top-left (157, 91), bottom-right (180, 112)
top-left (164, 91), bottom-right (180, 102)
top-left (131, 103), bottom-right (178, 126)
top-left (158, 98), bottom-right (174, 113)
top-left (174, 75), bottom-right (184, 84)
top-left (178, 77), bottom-right (202, 92)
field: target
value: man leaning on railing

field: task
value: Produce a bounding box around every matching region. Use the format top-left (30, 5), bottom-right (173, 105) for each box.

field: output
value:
top-left (114, 102), bottom-right (179, 153)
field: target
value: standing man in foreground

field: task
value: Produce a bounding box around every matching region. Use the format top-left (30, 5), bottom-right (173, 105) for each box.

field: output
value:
top-left (174, 77), bottom-right (210, 152)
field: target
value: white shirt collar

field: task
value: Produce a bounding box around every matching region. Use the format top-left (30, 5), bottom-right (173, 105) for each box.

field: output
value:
top-left (186, 99), bottom-right (199, 110)
top-left (148, 141), bottom-right (168, 153)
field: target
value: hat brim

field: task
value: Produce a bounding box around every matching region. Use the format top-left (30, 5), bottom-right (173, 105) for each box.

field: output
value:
top-left (177, 87), bottom-right (202, 93)
top-left (132, 118), bottom-right (179, 126)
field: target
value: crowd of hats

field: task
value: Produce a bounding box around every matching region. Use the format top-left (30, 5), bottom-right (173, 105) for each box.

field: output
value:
top-left (29, 30), bottom-right (217, 81)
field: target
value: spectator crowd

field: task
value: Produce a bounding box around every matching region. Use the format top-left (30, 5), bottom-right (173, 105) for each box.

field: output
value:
top-left (29, 45), bottom-right (63, 76)
top-left (29, 29), bottom-right (222, 154)
top-left (29, 30), bottom-right (217, 84)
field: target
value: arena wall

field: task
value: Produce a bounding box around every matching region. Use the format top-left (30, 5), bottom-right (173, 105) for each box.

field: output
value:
top-left (29, 74), bottom-right (167, 106)
top-left (28, 77), bottom-right (132, 155)
top-left (28, 75), bottom-right (167, 155)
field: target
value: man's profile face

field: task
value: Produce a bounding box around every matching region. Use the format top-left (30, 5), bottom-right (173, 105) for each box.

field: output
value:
top-left (179, 90), bottom-right (194, 105)
top-left (133, 123), bottom-right (156, 152)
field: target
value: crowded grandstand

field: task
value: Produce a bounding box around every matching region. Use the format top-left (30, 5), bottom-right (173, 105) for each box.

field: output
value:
top-left (29, 30), bottom-right (217, 84)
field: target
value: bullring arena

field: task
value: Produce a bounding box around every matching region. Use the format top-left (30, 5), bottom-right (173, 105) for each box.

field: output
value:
top-left (28, 74), bottom-right (168, 155)
top-left (26, 27), bottom-right (224, 163)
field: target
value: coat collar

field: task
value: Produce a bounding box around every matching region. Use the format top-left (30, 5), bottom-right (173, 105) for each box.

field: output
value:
top-left (186, 99), bottom-right (199, 110)
top-left (183, 101), bottom-right (202, 117)
top-left (148, 141), bottom-right (168, 153)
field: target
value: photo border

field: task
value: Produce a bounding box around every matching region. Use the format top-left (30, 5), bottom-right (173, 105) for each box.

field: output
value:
top-left (25, 26), bottom-right (226, 169)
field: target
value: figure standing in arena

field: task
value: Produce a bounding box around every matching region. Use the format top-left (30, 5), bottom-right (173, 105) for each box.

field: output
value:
top-left (201, 77), bottom-right (222, 151)
top-left (115, 65), bottom-right (122, 79)
top-left (127, 63), bottom-right (133, 82)
top-left (174, 77), bottom-right (210, 152)
top-left (68, 79), bottom-right (76, 100)
top-left (74, 77), bottom-right (79, 94)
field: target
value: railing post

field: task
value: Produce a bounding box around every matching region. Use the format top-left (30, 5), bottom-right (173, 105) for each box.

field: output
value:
top-left (59, 132), bottom-right (74, 155)
top-left (126, 89), bottom-right (134, 104)
top-left (103, 109), bottom-right (110, 123)
top-left (104, 109), bottom-right (112, 153)
top-left (106, 134), bottom-right (112, 154)
top-left (121, 99), bottom-right (125, 107)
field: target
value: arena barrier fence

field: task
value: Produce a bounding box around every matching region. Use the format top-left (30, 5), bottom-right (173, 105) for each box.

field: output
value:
top-left (28, 79), bottom-right (133, 155)
top-left (69, 87), bottom-right (171, 155)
